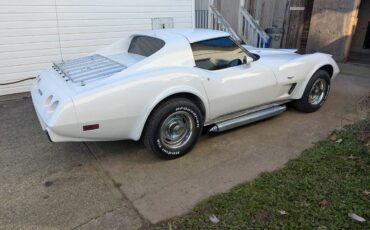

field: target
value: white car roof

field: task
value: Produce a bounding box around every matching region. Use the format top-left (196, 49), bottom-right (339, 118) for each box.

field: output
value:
top-left (142, 28), bottom-right (230, 43)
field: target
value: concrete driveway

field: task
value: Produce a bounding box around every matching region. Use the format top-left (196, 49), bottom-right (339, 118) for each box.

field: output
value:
top-left (0, 74), bottom-right (369, 229)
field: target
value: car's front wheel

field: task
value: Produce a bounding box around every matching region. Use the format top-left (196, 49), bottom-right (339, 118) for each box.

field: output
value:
top-left (142, 97), bottom-right (203, 160)
top-left (292, 70), bottom-right (331, 113)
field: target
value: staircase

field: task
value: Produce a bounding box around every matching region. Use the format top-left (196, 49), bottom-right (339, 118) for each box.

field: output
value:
top-left (239, 7), bottom-right (270, 48)
top-left (197, 0), bottom-right (270, 48)
top-left (208, 5), bottom-right (243, 43)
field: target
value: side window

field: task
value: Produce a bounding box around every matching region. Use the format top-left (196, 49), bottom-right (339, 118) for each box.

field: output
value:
top-left (191, 37), bottom-right (246, 70)
top-left (128, 36), bottom-right (165, 57)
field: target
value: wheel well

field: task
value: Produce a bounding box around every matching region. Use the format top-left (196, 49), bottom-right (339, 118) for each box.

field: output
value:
top-left (140, 92), bottom-right (206, 139)
top-left (318, 65), bottom-right (334, 78)
top-left (162, 93), bottom-right (206, 117)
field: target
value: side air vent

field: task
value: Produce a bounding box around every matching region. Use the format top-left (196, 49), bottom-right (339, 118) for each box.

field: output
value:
top-left (288, 83), bottom-right (297, 95)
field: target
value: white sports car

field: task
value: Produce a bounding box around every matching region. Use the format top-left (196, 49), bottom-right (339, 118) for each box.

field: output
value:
top-left (31, 29), bottom-right (339, 159)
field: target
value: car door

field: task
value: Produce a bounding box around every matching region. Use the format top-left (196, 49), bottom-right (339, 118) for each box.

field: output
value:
top-left (191, 37), bottom-right (278, 120)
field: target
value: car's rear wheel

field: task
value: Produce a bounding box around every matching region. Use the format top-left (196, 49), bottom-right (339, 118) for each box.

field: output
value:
top-left (292, 70), bottom-right (331, 113)
top-left (142, 97), bottom-right (203, 160)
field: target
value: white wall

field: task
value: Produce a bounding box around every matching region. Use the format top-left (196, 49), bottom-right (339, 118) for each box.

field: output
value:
top-left (0, 0), bottom-right (194, 95)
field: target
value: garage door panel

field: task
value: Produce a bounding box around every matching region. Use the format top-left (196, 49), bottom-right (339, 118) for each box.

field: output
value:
top-left (0, 21), bottom-right (57, 29)
top-left (0, 55), bottom-right (60, 68)
top-left (59, 25), bottom-right (148, 34)
top-left (56, 0), bottom-right (191, 7)
top-left (0, 28), bottom-right (58, 37)
top-left (0, 13), bottom-right (56, 21)
top-left (0, 35), bottom-right (59, 45)
top-left (0, 0), bottom-right (54, 6)
top-left (0, 62), bottom-right (54, 75)
top-left (0, 42), bottom-right (60, 53)
top-left (0, 0), bottom-right (194, 95)
top-left (57, 12), bottom-right (191, 20)
top-left (0, 49), bottom-right (60, 60)
top-left (0, 6), bottom-right (55, 13)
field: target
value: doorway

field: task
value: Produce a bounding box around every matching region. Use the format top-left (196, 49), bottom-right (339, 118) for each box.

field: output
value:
top-left (364, 22), bottom-right (370, 49)
top-left (349, 0), bottom-right (370, 64)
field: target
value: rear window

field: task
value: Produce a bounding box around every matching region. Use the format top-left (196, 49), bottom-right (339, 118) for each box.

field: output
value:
top-left (128, 36), bottom-right (165, 57)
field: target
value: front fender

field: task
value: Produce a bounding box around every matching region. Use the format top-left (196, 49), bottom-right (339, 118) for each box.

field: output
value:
top-left (291, 54), bottom-right (339, 99)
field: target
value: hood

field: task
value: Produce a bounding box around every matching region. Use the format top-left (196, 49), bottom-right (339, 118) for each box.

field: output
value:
top-left (243, 45), bottom-right (303, 67)
top-left (243, 45), bottom-right (298, 56)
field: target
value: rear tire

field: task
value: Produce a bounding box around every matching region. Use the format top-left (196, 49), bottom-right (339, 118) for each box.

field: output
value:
top-left (292, 70), bottom-right (331, 113)
top-left (142, 97), bottom-right (204, 160)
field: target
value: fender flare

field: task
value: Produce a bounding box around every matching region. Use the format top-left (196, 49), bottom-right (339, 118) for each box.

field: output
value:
top-left (292, 62), bottom-right (335, 99)
top-left (131, 85), bottom-right (210, 140)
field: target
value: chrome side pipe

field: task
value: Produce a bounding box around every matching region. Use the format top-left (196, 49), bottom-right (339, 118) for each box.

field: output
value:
top-left (209, 105), bottom-right (286, 133)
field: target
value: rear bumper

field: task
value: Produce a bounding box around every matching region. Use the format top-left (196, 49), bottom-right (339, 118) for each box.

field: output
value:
top-left (45, 130), bottom-right (52, 142)
top-left (31, 88), bottom-right (49, 131)
top-left (32, 90), bottom-right (57, 141)
top-left (31, 69), bottom-right (81, 142)
top-left (32, 97), bottom-right (84, 142)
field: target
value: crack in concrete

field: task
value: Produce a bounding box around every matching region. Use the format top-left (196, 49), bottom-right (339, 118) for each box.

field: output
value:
top-left (81, 143), bottom-right (151, 228)
top-left (70, 208), bottom-right (117, 230)
top-left (131, 156), bottom-right (236, 203)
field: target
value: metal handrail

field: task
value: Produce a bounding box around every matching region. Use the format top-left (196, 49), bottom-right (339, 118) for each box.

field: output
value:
top-left (209, 5), bottom-right (244, 43)
top-left (239, 7), bottom-right (270, 48)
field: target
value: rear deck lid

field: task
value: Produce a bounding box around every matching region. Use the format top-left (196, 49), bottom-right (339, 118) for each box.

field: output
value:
top-left (53, 54), bottom-right (126, 86)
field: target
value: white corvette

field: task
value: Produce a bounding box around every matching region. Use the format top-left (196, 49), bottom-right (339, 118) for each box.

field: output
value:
top-left (31, 29), bottom-right (339, 159)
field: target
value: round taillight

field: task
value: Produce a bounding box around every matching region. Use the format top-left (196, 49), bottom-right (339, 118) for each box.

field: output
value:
top-left (48, 100), bottom-right (59, 113)
top-left (44, 95), bottom-right (53, 106)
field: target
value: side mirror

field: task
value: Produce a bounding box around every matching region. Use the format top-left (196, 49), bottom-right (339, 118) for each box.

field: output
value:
top-left (243, 56), bottom-right (254, 65)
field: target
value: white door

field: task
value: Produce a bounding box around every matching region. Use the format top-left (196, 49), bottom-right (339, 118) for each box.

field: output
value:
top-left (191, 37), bottom-right (278, 120)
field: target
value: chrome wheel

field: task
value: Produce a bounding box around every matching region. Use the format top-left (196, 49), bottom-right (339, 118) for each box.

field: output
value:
top-left (308, 78), bottom-right (327, 105)
top-left (159, 111), bottom-right (194, 149)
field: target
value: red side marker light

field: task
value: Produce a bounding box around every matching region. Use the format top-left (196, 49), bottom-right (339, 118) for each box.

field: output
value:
top-left (83, 124), bottom-right (99, 131)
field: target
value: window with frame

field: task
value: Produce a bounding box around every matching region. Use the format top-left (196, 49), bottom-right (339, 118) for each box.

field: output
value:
top-left (128, 36), bottom-right (165, 57)
top-left (191, 37), bottom-right (246, 70)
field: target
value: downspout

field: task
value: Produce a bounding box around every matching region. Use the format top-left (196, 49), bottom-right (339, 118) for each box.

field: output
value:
top-left (54, 0), bottom-right (63, 62)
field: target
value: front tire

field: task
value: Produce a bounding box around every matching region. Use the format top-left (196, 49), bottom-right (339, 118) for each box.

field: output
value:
top-left (292, 70), bottom-right (331, 113)
top-left (142, 97), bottom-right (204, 160)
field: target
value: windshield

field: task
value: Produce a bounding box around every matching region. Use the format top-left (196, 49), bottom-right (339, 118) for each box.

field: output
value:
top-left (128, 35), bottom-right (165, 57)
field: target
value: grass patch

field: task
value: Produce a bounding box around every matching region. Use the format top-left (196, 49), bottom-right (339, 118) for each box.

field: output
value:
top-left (156, 118), bottom-right (370, 229)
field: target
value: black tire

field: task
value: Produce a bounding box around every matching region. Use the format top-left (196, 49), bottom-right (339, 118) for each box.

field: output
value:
top-left (292, 70), bottom-right (331, 113)
top-left (142, 97), bottom-right (204, 160)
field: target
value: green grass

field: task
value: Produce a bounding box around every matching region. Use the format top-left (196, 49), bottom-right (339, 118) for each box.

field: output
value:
top-left (156, 118), bottom-right (370, 229)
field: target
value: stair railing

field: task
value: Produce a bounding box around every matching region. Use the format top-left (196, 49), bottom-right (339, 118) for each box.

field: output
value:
top-left (209, 5), bottom-right (245, 43)
top-left (239, 7), bottom-right (270, 48)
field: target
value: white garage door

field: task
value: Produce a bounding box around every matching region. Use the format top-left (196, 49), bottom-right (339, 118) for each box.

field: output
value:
top-left (0, 0), bottom-right (194, 96)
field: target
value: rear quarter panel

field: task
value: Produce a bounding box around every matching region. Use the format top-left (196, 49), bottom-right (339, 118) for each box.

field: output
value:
top-left (72, 67), bottom-right (210, 141)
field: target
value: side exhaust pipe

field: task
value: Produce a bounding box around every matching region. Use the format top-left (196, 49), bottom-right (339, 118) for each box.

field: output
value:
top-left (209, 105), bottom-right (286, 133)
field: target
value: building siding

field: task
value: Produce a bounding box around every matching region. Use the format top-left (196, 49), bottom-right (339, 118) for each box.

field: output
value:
top-left (0, 0), bottom-right (194, 95)
top-left (305, 0), bottom-right (361, 61)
